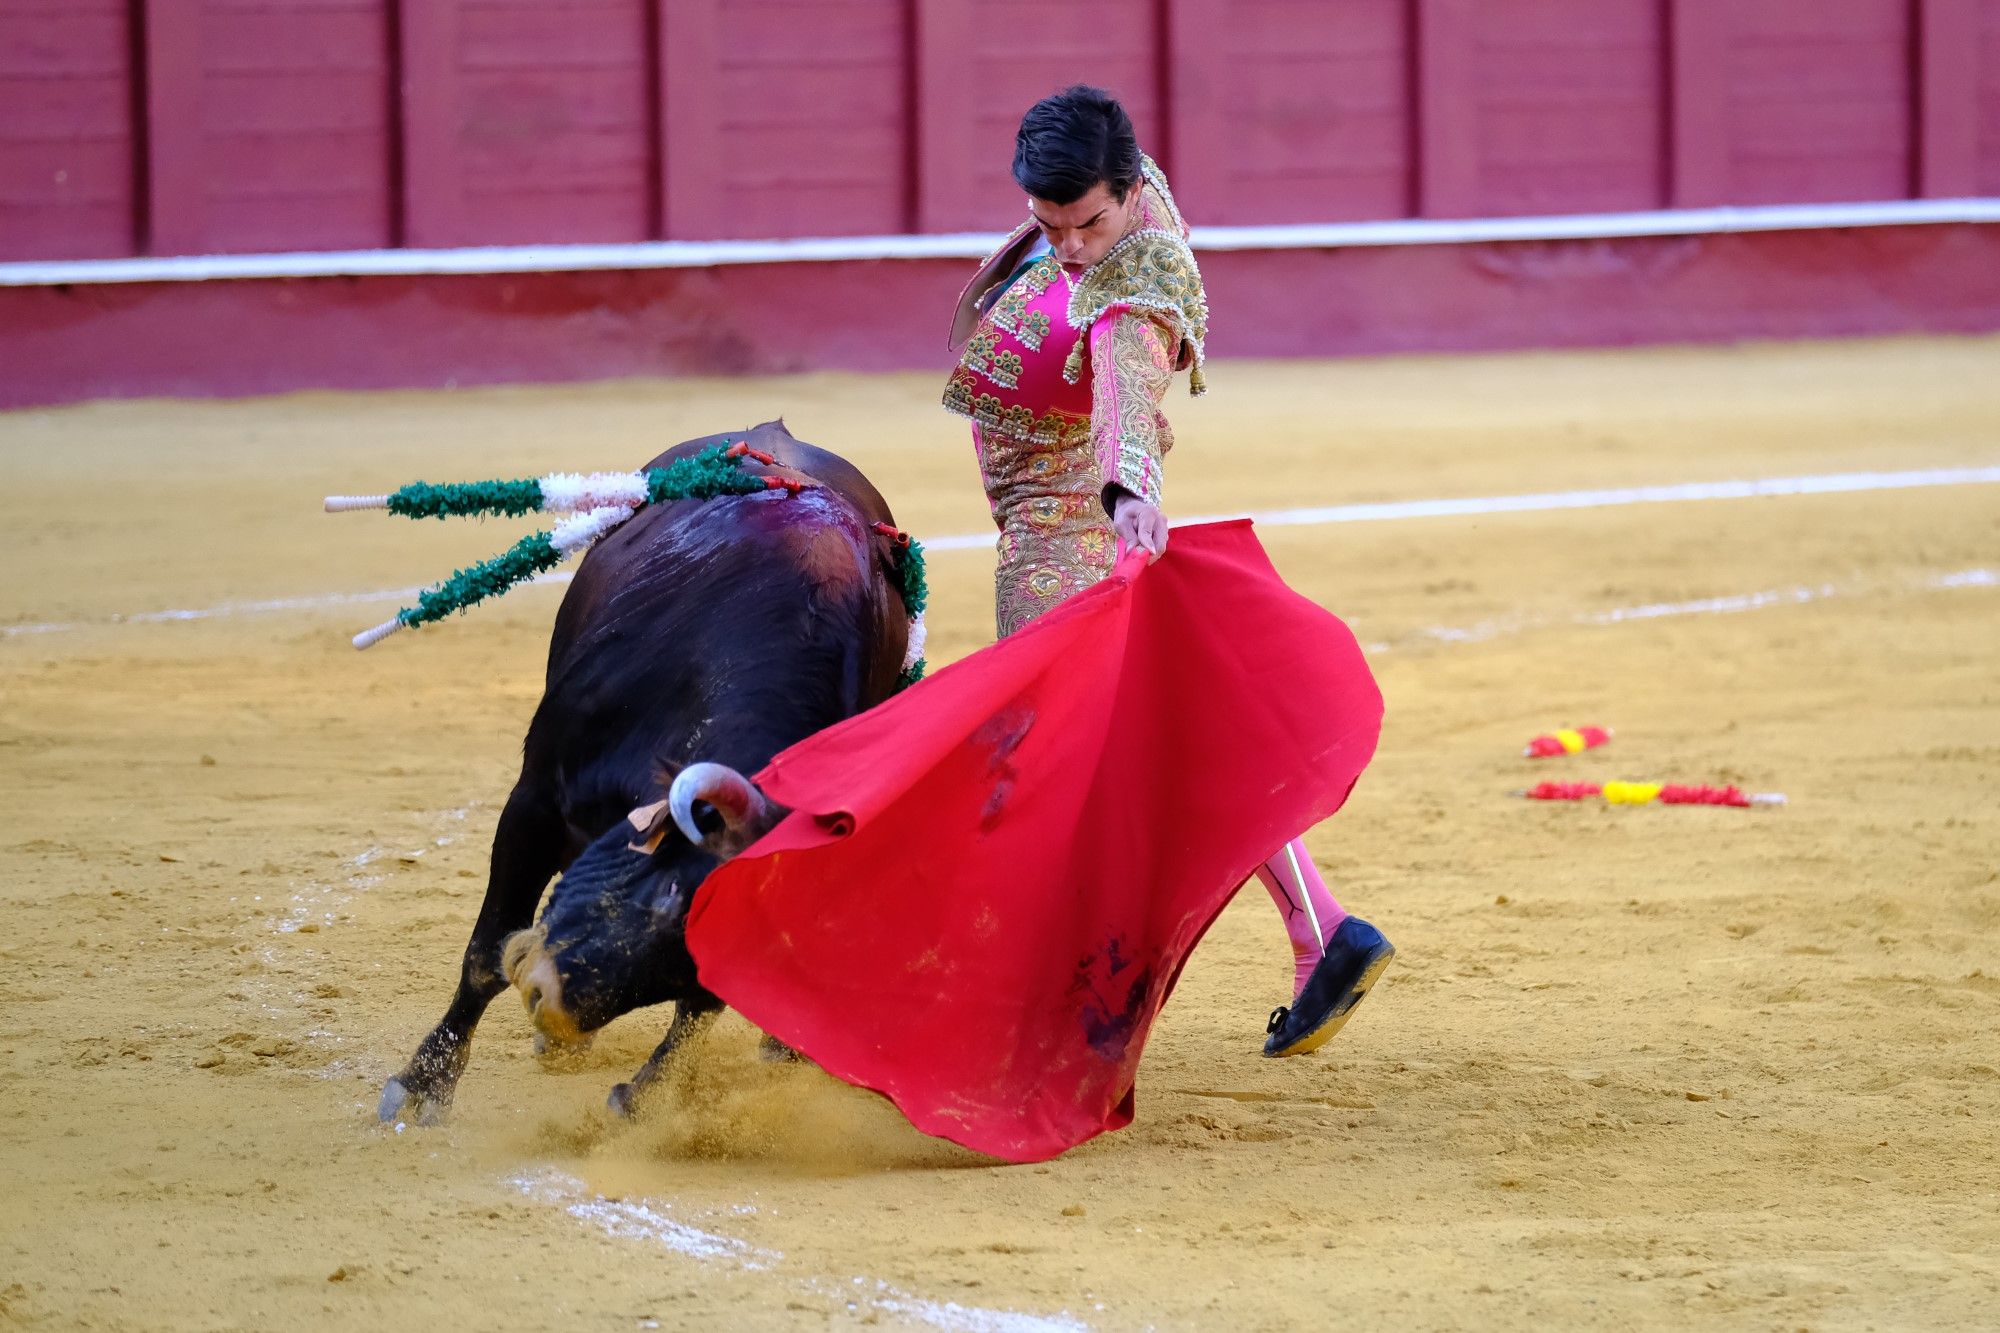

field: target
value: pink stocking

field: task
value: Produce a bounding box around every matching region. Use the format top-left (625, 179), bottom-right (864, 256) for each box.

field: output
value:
top-left (1254, 838), bottom-right (1349, 997)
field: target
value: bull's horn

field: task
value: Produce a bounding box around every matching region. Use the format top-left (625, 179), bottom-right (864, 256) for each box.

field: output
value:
top-left (668, 762), bottom-right (768, 851)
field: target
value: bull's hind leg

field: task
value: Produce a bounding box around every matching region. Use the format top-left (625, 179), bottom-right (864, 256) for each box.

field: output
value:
top-left (380, 782), bottom-right (565, 1124)
top-left (606, 993), bottom-right (725, 1118)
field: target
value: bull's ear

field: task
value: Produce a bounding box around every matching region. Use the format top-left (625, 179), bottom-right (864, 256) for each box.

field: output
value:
top-left (625, 798), bottom-right (673, 855)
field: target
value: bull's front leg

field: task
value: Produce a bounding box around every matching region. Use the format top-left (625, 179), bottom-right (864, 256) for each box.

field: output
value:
top-left (605, 992), bottom-right (725, 1118)
top-left (380, 782), bottom-right (565, 1124)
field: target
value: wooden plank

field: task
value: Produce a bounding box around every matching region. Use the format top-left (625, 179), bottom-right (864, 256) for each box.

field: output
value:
top-left (649, 0), bottom-right (667, 239)
top-left (199, 71), bottom-right (389, 134)
top-left (459, 4), bottom-right (641, 69)
top-left (0, 78), bottom-right (132, 139)
top-left (201, 10), bottom-right (385, 72)
top-left (1164, 0), bottom-right (1230, 216)
top-left (188, 2), bottom-right (393, 254)
top-left (1666, 0), bottom-right (1732, 206)
top-left (1984, 0), bottom-right (2000, 192)
top-left (1734, 0), bottom-right (1907, 39)
top-left (0, 140), bottom-right (132, 202)
top-left (697, 0), bottom-right (907, 238)
top-left (1181, 0), bottom-right (1412, 224)
top-left (437, 1), bottom-right (649, 244)
top-left (0, 9), bottom-right (129, 77)
top-left (1467, 0), bottom-right (1665, 215)
top-left (197, 191), bottom-right (392, 254)
top-left (1918, 0), bottom-right (1981, 196)
top-left (396, 0), bottom-right (463, 247)
top-left (141, 0), bottom-right (205, 254)
top-left (0, 2), bottom-right (135, 260)
top-left (912, 0), bottom-right (976, 232)
top-left (1414, 0), bottom-right (1479, 217)
top-left (951, 0), bottom-right (1161, 226)
top-left (1721, 0), bottom-right (1912, 205)
top-left (660, 0), bottom-right (723, 238)
top-left (716, 0), bottom-right (905, 62)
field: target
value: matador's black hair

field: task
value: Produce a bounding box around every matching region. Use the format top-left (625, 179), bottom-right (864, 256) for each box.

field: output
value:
top-left (1012, 85), bottom-right (1142, 205)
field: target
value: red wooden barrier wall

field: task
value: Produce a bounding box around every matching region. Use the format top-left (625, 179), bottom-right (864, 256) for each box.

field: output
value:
top-left (673, 0), bottom-right (909, 238)
top-left (8, 0), bottom-right (2000, 263)
top-left (145, 0), bottom-right (396, 254)
top-left (403, 0), bottom-right (654, 246)
top-left (0, 0), bottom-right (136, 259)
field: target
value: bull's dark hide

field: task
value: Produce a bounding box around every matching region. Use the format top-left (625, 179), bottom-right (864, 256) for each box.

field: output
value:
top-left (378, 420), bottom-right (908, 1123)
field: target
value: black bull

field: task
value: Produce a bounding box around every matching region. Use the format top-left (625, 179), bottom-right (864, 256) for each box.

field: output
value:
top-left (378, 422), bottom-right (910, 1123)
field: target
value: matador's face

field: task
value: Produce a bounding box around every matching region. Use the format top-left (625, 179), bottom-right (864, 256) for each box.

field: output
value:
top-left (1028, 181), bottom-right (1139, 270)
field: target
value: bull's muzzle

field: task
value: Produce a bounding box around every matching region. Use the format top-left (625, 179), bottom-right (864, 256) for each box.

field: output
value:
top-left (502, 925), bottom-right (587, 1049)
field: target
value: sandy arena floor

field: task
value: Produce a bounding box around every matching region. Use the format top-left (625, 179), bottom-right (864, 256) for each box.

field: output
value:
top-left (2, 336), bottom-right (1998, 1330)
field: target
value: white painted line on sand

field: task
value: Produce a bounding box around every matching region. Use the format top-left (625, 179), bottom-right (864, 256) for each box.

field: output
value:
top-left (511, 1169), bottom-right (779, 1269)
top-left (1218, 465), bottom-right (2000, 531)
top-left (6, 466), bottom-right (1995, 637)
top-left (1, 574), bottom-right (569, 638)
top-left (512, 1169), bottom-right (1088, 1332)
top-left (1361, 567), bottom-right (1995, 655)
top-left (859, 466), bottom-right (2000, 553)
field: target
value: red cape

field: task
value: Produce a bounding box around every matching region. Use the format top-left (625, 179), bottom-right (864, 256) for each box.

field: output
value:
top-left (685, 520), bottom-right (1383, 1162)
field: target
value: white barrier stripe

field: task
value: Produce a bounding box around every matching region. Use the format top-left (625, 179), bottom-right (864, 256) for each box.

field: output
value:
top-left (5, 198), bottom-right (1997, 286)
top-left (5, 466), bottom-right (1995, 637)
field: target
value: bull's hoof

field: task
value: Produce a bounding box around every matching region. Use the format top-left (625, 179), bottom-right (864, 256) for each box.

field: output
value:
top-left (378, 1076), bottom-right (449, 1126)
top-left (606, 1081), bottom-right (641, 1119)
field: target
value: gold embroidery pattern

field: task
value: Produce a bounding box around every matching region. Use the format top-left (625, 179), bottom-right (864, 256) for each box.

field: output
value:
top-left (1018, 309), bottom-right (1051, 351)
top-left (988, 257), bottom-right (1058, 338)
top-left (1137, 154), bottom-right (1188, 236)
top-left (974, 425), bottom-right (1117, 639)
top-left (1025, 448), bottom-right (1088, 481)
top-left (996, 530), bottom-right (1114, 638)
top-left (1061, 229), bottom-right (1209, 392)
top-left (944, 370), bottom-right (1091, 447)
top-left (962, 326), bottom-right (1000, 379)
top-left (989, 349), bottom-right (1024, 390)
top-left (1092, 315), bottom-right (1174, 509)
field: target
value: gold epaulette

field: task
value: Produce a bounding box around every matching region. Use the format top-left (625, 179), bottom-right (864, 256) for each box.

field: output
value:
top-left (1060, 227), bottom-right (1210, 396)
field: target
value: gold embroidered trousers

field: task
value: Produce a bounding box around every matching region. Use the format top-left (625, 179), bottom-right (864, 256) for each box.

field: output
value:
top-left (975, 424), bottom-right (1118, 639)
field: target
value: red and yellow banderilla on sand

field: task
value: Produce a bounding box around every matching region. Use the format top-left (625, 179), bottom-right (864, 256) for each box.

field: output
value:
top-left (1517, 781), bottom-right (1786, 808)
top-left (1524, 725), bottom-right (1612, 757)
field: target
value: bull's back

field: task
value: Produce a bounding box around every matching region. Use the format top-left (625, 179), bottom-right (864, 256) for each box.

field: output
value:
top-left (522, 424), bottom-right (907, 836)
top-left (643, 420), bottom-right (892, 529)
top-left (549, 421), bottom-right (892, 653)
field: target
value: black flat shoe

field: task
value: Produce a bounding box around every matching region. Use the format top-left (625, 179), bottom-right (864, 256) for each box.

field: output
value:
top-left (1263, 916), bottom-right (1394, 1057)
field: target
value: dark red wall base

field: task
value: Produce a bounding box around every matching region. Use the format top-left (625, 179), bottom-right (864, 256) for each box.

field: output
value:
top-left (5, 224), bottom-right (1998, 410)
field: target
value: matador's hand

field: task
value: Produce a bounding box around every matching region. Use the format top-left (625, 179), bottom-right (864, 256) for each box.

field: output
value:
top-left (1112, 494), bottom-right (1169, 559)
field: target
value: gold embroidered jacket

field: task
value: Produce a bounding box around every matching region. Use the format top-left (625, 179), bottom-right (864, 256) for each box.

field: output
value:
top-left (942, 157), bottom-right (1209, 636)
top-left (944, 155), bottom-right (1208, 511)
